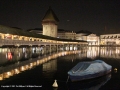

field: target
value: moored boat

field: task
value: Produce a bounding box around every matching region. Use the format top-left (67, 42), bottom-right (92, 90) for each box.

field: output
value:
top-left (68, 60), bottom-right (112, 81)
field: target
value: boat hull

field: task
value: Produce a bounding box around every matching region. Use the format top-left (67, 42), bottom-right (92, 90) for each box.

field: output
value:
top-left (69, 69), bottom-right (111, 81)
top-left (68, 73), bottom-right (111, 90)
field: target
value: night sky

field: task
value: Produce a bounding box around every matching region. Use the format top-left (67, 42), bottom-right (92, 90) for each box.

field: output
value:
top-left (0, 0), bottom-right (120, 35)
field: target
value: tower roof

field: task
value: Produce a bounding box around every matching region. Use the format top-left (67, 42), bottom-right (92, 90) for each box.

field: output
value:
top-left (42, 7), bottom-right (59, 24)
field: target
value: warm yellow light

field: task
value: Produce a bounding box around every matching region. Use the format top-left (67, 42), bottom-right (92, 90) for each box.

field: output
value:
top-left (0, 74), bottom-right (3, 80)
top-left (114, 68), bottom-right (117, 71)
top-left (14, 69), bottom-right (20, 74)
top-left (37, 60), bottom-right (40, 65)
top-left (114, 68), bottom-right (118, 73)
top-left (4, 72), bottom-right (11, 78)
top-left (33, 62), bottom-right (36, 66)
top-left (29, 63), bottom-right (33, 69)
top-left (25, 65), bottom-right (29, 70)
top-left (7, 72), bottom-right (11, 76)
top-left (20, 66), bottom-right (25, 71)
top-left (6, 33), bottom-right (9, 36)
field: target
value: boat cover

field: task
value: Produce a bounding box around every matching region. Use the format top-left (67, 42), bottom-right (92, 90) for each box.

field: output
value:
top-left (68, 60), bottom-right (112, 76)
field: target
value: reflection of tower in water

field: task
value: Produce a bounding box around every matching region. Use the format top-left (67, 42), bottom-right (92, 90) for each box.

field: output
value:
top-left (42, 59), bottom-right (57, 78)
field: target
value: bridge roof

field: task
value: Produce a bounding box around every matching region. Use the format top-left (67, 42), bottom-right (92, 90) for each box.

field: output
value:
top-left (0, 25), bottom-right (87, 42)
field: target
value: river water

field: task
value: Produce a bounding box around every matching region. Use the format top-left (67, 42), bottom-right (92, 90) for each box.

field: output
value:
top-left (0, 47), bottom-right (120, 90)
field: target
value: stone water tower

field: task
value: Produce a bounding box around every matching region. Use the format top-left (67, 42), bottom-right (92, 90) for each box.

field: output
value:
top-left (42, 7), bottom-right (59, 37)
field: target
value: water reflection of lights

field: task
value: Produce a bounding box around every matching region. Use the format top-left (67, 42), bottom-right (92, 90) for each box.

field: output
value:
top-left (14, 69), bottom-right (20, 74)
top-left (4, 72), bottom-right (12, 78)
top-left (6, 52), bottom-right (13, 60)
top-left (33, 62), bottom-right (36, 66)
top-left (20, 66), bottom-right (25, 71)
top-left (100, 47), bottom-right (120, 59)
top-left (37, 60), bottom-right (40, 65)
top-left (87, 47), bottom-right (99, 59)
top-left (114, 68), bottom-right (118, 73)
top-left (0, 74), bottom-right (3, 80)
top-left (0, 51), bottom-right (80, 81)
top-left (72, 59), bottom-right (73, 62)
top-left (29, 63), bottom-right (33, 69)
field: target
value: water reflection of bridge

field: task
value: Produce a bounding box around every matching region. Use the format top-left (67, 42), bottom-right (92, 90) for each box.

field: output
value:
top-left (0, 51), bottom-right (81, 81)
top-left (0, 46), bottom-right (87, 65)
top-left (0, 47), bottom-right (120, 82)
